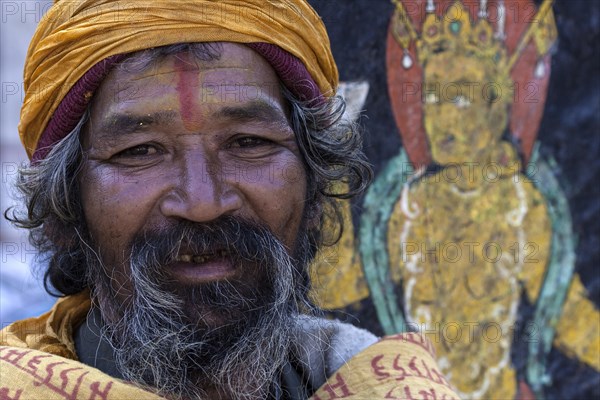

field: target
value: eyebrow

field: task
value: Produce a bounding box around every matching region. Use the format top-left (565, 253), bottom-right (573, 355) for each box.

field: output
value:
top-left (95, 111), bottom-right (177, 139)
top-left (214, 100), bottom-right (290, 130)
top-left (94, 100), bottom-right (290, 140)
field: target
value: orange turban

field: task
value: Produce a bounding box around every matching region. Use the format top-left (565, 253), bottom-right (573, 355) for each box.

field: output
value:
top-left (19, 0), bottom-right (338, 160)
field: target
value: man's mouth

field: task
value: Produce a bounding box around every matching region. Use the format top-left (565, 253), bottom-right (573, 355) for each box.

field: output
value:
top-left (175, 250), bottom-right (229, 264)
top-left (170, 250), bottom-right (236, 284)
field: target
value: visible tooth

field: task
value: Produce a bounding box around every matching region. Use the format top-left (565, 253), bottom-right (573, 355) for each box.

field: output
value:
top-left (179, 254), bottom-right (192, 263)
top-left (193, 255), bottom-right (206, 264)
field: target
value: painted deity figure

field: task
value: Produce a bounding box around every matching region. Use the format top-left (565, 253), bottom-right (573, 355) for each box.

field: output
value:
top-left (382, 0), bottom-right (599, 398)
top-left (309, 0), bottom-right (598, 397)
top-left (387, 19), bottom-right (551, 398)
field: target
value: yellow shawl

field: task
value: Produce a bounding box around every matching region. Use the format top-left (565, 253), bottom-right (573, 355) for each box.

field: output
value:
top-left (0, 292), bottom-right (460, 399)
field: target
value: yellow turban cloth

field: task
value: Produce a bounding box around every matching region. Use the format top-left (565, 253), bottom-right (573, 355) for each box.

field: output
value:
top-left (19, 0), bottom-right (338, 159)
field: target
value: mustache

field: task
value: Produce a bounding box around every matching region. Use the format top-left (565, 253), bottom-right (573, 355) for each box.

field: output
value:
top-left (90, 215), bottom-right (301, 399)
top-left (127, 215), bottom-right (283, 272)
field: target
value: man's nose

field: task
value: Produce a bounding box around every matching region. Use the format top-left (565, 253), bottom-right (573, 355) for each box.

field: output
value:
top-left (159, 152), bottom-right (243, 222)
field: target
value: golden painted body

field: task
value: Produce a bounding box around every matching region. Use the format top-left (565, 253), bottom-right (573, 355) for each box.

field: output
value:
top-left (382, 47), bottom-right (542, 397)
top-left (387, 160), bottom-right (550, 398)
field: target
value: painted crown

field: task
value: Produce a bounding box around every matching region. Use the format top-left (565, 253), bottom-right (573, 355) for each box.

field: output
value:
top-left (391, 0), bottom-right (557, 75)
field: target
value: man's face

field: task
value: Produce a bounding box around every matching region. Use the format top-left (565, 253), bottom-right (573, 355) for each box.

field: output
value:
top-left (77, 43), bottom-right (311, 397)
top-left (79, 43), bottom-right (308, 322)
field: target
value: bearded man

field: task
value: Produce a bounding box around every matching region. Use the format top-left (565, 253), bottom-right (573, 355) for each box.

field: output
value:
top-left (0, 1), bottom-right (459, 399)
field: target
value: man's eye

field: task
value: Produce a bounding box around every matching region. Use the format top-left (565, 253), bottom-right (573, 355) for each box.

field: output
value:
top-left (117, 144), bottom-right (159, 157)
top-left (232, 136), bottom-right (271, 148)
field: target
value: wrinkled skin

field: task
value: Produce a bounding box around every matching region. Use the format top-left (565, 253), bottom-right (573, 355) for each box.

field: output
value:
top-left (79, 43), bottom-right (308, 325)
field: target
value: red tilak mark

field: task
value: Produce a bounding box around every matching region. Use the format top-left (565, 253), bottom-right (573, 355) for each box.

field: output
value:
top-left (174, 53), bottom-right (201, 131)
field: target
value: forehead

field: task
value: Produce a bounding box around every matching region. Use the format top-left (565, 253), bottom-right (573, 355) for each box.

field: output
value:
top-left (89, 43), bottom-right (285, 124)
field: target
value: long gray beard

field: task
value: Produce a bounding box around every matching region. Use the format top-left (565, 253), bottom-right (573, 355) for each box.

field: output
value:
top-left (84, 218), bottom-right (311, 399)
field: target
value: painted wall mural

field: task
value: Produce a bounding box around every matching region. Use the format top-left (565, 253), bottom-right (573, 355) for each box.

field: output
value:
top-left (308, 0), bottom-right (599, 398)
